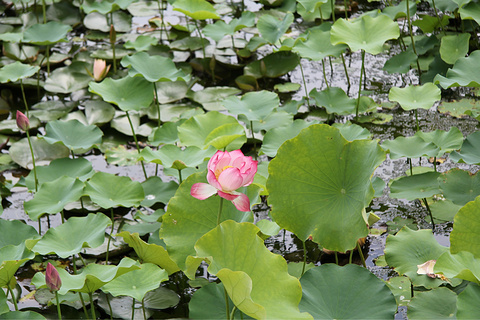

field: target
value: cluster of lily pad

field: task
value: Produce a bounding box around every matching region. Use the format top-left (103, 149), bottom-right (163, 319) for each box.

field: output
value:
top-left (1, 0), bottom-right (480, 318)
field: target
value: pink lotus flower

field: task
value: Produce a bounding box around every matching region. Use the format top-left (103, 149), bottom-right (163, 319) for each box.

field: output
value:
top-left (16, 110), bottom-right (29, 131)
top-left (93, 59), bottom-right (111, 82)
top-left (45, 262), bottom-right (62, 292)
top-left (191, 150), bottom-right (257, 212)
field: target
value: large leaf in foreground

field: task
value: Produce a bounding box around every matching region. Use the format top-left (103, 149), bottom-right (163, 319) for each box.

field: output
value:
top-left (32, 213), bottom-right (111, 258)
top-left (195, 220), bottom-right (311, 320)
top-left (159, 173), bottom-right (254, 277)
top-left (267, 124), bottom-right (385, 252)
top-left (450, 195), bottom-right (480, 257)
top-left (407, 287), bottom-right (457, 319)
top-left (457, 283), bottom-right (480, 318)
top-left (299, 264), bottom-right (396, 319)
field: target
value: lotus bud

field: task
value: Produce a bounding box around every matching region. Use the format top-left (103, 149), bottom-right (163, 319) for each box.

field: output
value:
top-left (16, 110), bottom-right (29, 131)
top-left (93, 59), bottom-right (111, 82)
top-left (45, 262), bottom-right (62, 292)
top-left (109, 24), bottom-right (116, 44)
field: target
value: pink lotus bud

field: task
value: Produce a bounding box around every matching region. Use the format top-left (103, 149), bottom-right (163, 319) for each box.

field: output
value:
top-left (45, 262), bottom-right (62, 292)
top-left (191, 150), bottom-right (257, 212)
top-left (93, 59), bottom-right (111, 82)
top-left (16, 110), bottom-right (29, 131)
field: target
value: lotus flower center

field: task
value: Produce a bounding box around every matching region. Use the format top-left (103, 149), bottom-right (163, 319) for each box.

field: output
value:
top-left (215, 165), bottom-right (234, 179)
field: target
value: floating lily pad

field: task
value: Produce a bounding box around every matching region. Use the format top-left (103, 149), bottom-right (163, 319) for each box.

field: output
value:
top-left (141, 177), bottom-right (177, 207)
top-left (390, 171), bottom-right (441, 201)
top-left (439, 169), bottom-right (480, 206)
top-left (44, 61), bottom-right (92, 94)
top-left (154, 81), bottom-right (189, 104)
top-left (121, 52), bottom-right (190, 82)
top-left (293, 29), bottom-right (347, 60)
top-left (43, 119), bottom-right (103, 154)
top-left (244, 51), bottom-right (300, 79)
top-left (81, 0), bottom-right (135, 14)
top-left (83, 11), bottom-right (132, 33)
top-left (188, 86), bottom-right (241, 111)
top-left (260, 119), bottom-right (312, 157)
top-left (84, 100), bottom-right (116, 125)
top-left (299, 264), bottom-right (397, 319)
top-left (124, 35), bottom-right (158, 51)
top-left (202, 11), bottom-right (255, 42)
top-left (223, 90), bottom-right (279, 121)
top-left (9, 137), bottom-right (70, 169)
top-left (23, 21), bottom-right (71, 45)
top-left (139, 145), bottom-right (216, 170)
top-left (32, 213), bottom-right (112, 258)
top-left (309, 87), bottom-right (356, 115)
top-left (415, 127), bottom-right (463, 157)
top-left (381, 135), bottom-right (440, 159)
top-left (383, 50), bottom-right (418, 74)
top-left (389, 83), bottom-right (441, 110)
top-left (457, 282), bottom-right (480, 318)
top-left (0, 61), bottom-right (40, 83)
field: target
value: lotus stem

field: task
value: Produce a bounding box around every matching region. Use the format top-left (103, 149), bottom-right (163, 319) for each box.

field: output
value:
top-left (343, 0), bottom-right (348, 18)
top-left (230, 306), bottom-right (237, 320)
top-left (47, 214), bottom-right (51, 229)
top-left (55, 291), bottom-right (62, 320)
top-left (301, 240), bottom-right (307, 276)
top-left (299, 61), bottom-right (311, 107)
top-left (131, 297), bottom-right (135, 320)
top-left (408, 158), bottom-right (413, 176)
top-left (153, 82), bottom-right (161, 126)
top-left (20, 80), bottom-right (30, 117)
top-left (224, 286), bottom-right (231, 320)
top-left (330, 0), bottom-right (336, 21)
top-left (322, 59), bottom-right (329, 89)
top-left (89, 292), bottom-right (96, 320)
top-left (7, 282), bottom-right (19, 311)
top-left (142, 297), bottom-right (147, 320)
top-left (423, 198), bottom-right (436, 231)
top-left (433, 157), bottom-right (437, 172)
top-left (46, 45), bottom-right (50, 75)
top-left (72, 256), bottom-right (89, 319)
top-left (415, 109), bottom-right (419, 131)
top-left (349, 249), bottom-right (353, 264)
top-left (406, 0), bottom-right (422, 83)
top-left (178, 169), bottom-right (183, 184)
top-left (250, 121), bottom-right (257, 161)
top-left (357, 242), bottom-right (366, 267)
top-left (431, 0), bottom-right (445, 34)
top-left (355, 50), bottom-right (365, 120)
top-left (105, 208), bottom-right (115, 264)
top-left (334, 252), bottom-right (339, 265)
top-left (193, 19), bottom-right (207, 60)
top-left (41, 0), bottom-right (46, 23)
top-left (38, 219), bottom-right (41, 234)
top-left (217, 197), bottom-right (224, 226)
top-left (125, 111), bottom-right (148, 180)
top-left (60, 210), bottom-right (65, 223)
top-left (106, 295), bottom-right (113, 320)
top-left (340, 53), bottom-right (351, 89)
top-left (26, 130), bottom-right (38, 192)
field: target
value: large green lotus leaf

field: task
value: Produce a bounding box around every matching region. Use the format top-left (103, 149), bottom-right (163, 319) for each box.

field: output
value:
top-left (148, 121), bottom-right (183, 146)
top-left (434, 50), bottom-right (480, 88)
top-left (299, 264), bottom-right (396, 319)
top-left (23, 21), bottom-right (71, 45)
top-left (121, 52), bottom-right (190, 82)
top-left (159, 173), bottom-right (254, 277)
top-left (0, 61), bottom-right (40, 83)
top-left (413, 14), bottom-right (449, 33)
top-left (25, 157), bottom-right (94, 191)
top-left (32, 213), bottom-right (112, 258)
top-left (241, 110), bottom-right (293, 133)
top-left (139, 145), bottom-right (216, 170)
top-left (177, 111), bottom-right (246, 151)
top-left (389, 83), bottom-right (441, 110)
top-left (9, 137), bottom-right (70, 169)
top-left (450, 196), bottom-right (480, 257)
top-left (267, 124), bottom-right (385, 252)
top-left (43, 119), bottom-right (103, 153)
top-left (153, 81), bottom-right (189, 105)
top-left (188, 87), bottom-right (241, 111)
top-left (415, 127), bottom-right (463, 157)
top-left (330, 15), bottom-right (399, 55)
top-left (309, 87), bottom-right (356, 115)
top-left (0, 311), bottom-right (46, 319)
top-left (124, 35), bottom-right (158, 51)
top-left (172, 0), bottom-right (220, 20)
top-left (0, 243), bottom-right (35, 287)
top-left (384, 227), bottom-right (449, 288)
top-left (257, 12), bottom-right (294, 44)
top-left (117, 231), bottom-right (180, 275)
top-left (383, 50), bottom-right (418, 74)
top-left (202, 11), bottom-right (255, 42)
top-left (141, 177), bottom-right (177, 206)
top-left (438, 99), bottom-right (480, 118)
top-left (292, 29), bottom-right (347, 60)
top-left (381, 135), bottom-right (440, 159)
top-left (386, 276), bottom-right (412, 307)
top-left (407, 287), bottom-right (457, 319)
top-left (89, 76), bottom-right (154, 112)
top-left (457, 282), bottom-right (480, 318)
top-left (389, 172), bottom-right (441, 201)
top-left (24, 176), bottom-right (85, 221)
top-left (244, 51), bottom-right (300, 79)
top-left (428, 198), bottom-right (461, 222)
top-left (84, 171), bottom-right (144, 209)
top-left (260, 119), bottom-right (312, 157)
top-left (223, 90), bottom-right (279, 122)
top-left (195, 220), bottom-right (311, 320)
top-left (439, 169), bottom-right (480, 206)
top-left (459, 1), bottom-right (480, 25)
top-left (44, 61), bottom-right (92, 94)
top-left (81, 0), bottom-right (134, 14)
top-left (382, 0), bottom-right (417, 20)
top-left (332, 122), bottom-right (373, 141)
top-left (450, 131), bottom-right (480, 164)
top-left (440, 33), bottom-right (470, 65)
top-left (0, 219), bottom-right (39, 248)
top-left (32, 257), bottom-right (140, 294)
top-left (101, 263), bottom-right (168, 301)
top-left (435, 251), bottom-right (480, 284)
top-left (297, 0), bottom-right (328, 12)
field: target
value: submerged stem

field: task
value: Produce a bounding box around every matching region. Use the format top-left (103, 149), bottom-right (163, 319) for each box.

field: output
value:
top-left (322, 59), bottom-right (329, 88)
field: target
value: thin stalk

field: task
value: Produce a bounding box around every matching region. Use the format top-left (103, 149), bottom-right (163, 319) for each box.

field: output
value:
top-left (415, 109), bottom-right (419, 131)
top-left (153, 82), bottom-right (161, 126)
top-left (431, 0), bottom-right (446, 34)
top-left (423, 198), bottom-right (436, 231)
top-left (224, 287), bottom-right (231, 320)
top-left (330, 0), bottom-right (336, 21)
top-left (408, 158), bottom-right (413, 176)
top-left (299, 61), bottom-right (311, 107)
top-left (78, 253), bottom-right (87, 267)
top-left (319, 6), bottom-right (324, 23)
top-left (38, 219), bottom-right (42, 234)
top-left (61, 210), bottom-right (65, 223)
top-left (250, 121), bottom-right (257, 161)
top-left (131, 297), bottom-right (135, 320)
top-left (125, 111), bottom-right (148, 179)
top-left (343, 0), bottom-right (348, 18)
top-left (433, 157), bottom-right (437, 172)
top-left (334, 252), bottom-right (339, 265)
top-left (105, 208), bottom-right (115, 264)
top-left (193, 19), bottom-right (207, 59)
top-left (47, 214), bottom-right (51, 229)
top-left (89, 292), bottom-right (96, 320)
top-left (25, 130), bottom-right (38, 192)
top-left (7, 283), bottom-right (19, 311)
top-left (73, 255), bottom-right (89, 319)
top-left (357, 242), bottom-right (366, 267)
top-left (301, 240), bottom-right (307, 277)
top-left (349, 249), bottom-right (353, 264)
top-left (178, 169), bottom-right (183, 184)
top-left (142, 297), bottom-right (147, 320)
top-left (46, 45), bottom-right (50, 75)
top-left (217, 197), bottom-right (225, 226)
top-left (106, 295), bottom-right (113, 320)
top-left (55, 291), bottom-right (62, 320)
top-left (322, 59), bottom-right (329, 88)
top-left (41, 0), bottom-right (46, 23)
top-left (230, 34), bottom-right (236, 49)
top-left (20, 80), bottom-right (30, 116)
top-left (355, 50), bottom-right (365, 120)
top-left (406, 0), bottom-right (422, 83)
top-left (230, 306), bottom-right (237, 320)
top-left (328, 56), bottom-right (334, 75)
top-left (340, 53), bottom-right (351, 88)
